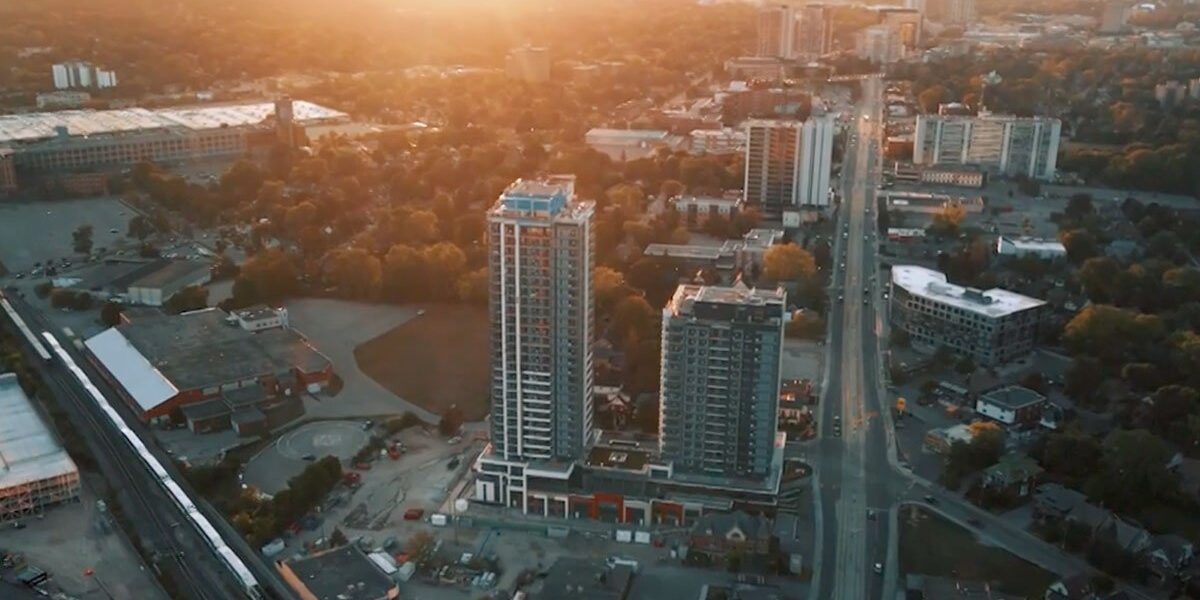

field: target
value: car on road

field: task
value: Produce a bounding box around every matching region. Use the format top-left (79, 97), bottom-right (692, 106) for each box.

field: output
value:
top-left (924, 495), bottom-right (938, 504)
top-left (873, 562), bottom-right (882, 574)
top-left (967, 517), bottom-right (982, 527)
top-left (301, 454), bottom-right (316, 461)
top-left (836, 294), bottom-right (843, 302)
top-left (447, 457), bottom-right (461, 470)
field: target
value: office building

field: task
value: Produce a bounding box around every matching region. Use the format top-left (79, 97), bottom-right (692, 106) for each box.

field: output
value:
top-left (975, 385), bottom-right (1046, 428)
top-left (795, 4), bottom-right (833, 58)
top-left (913, 112), bottom-right (1061, 180)
top-left (744, 117), bottom-right (834, 215)
top-left (927, 0), bottom-right (976, 24)
top-left (659, 283), bottom-right (785, 480)
top-left (0, 100), bottom-right (346, 191)
top-left (0, 373), bottom-right (81, 523)
top-left (476, 176), bottom-right (595, 507)
top-left (506, 45), bottom-right (551, 83)
top-left (52, 61), bottom-right (117, 90)
top-left (889, 265), bottom-right (1047, 366)
top-left (1100, 1), bottom-right (1129, 34)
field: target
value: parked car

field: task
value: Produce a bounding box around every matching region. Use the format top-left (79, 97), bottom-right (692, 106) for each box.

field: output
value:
top-left (403, 508), bottom-right (425, 521)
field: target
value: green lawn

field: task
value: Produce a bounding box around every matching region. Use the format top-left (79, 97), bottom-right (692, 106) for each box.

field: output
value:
top-left (899, 505), bottom-right (1057, 597)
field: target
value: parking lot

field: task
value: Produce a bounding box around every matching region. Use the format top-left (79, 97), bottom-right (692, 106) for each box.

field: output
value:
top-left (0, 197), bottom-right (137, 275)
top-left (243, 420), bottom-right (371, 494)
top-left (0, 484), bottom-right (165, 599)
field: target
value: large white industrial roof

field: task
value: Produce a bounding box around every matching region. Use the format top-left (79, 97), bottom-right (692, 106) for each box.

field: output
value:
top-left (891, 265), bottom-right (1045, 318)
top-left (0, 373), bottom-right (78, 491)
top-left (0, 100), bottom-right (347, 145)
top-left (84, 328), bottom-right (178, 412)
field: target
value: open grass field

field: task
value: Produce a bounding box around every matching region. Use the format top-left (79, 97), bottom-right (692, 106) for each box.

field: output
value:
top-left (354, 304), bottom-right (490, 420)
top-left (899, 505), bottom-right (1057, 597)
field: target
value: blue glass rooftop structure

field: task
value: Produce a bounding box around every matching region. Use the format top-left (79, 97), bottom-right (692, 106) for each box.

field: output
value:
top-left (497, 176), bottom-right (575, 216)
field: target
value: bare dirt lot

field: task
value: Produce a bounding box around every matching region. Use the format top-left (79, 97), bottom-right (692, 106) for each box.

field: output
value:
top-left (354, 305), bottom-right (489, 420)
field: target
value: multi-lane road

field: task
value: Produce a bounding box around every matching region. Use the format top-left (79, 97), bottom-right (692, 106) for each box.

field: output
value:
top-left (809, 79), bottom-right (1158, 600)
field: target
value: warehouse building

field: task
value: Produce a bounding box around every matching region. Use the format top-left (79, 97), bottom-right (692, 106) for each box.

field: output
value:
top-left (0, 373), bottom-right (81, 523)
top-left (124, 259), bottom-right (212, 307)
top-left (277, 544), bottom-right (399, 600)
top-left (0, 99), bottom-right (347, 191)
top-left (83, 308), bottom-right (333, 424)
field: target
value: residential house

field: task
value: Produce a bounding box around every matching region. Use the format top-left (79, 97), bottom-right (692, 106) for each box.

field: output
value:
top-left (975, 385), bottom-right (1046, 429)
top-left (689, 511), bottom-right (774, 558)
top-left (1145, 533), bottom-right (1194, 583)
top-left (1044, 573), bottom-right (1091, 599)
top-left (1032, 483), bottom-right (1088, 522)
top-left (981, 454), bottom-right (1043, 497)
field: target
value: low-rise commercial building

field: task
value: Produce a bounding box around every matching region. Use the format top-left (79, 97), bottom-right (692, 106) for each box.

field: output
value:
top-left (671, 194), bottom-right (744, 227)
top-left (277, 544), bottom-right (399, 600)
top-left (975, 385), bottom-right (1046, 427)
top-left (84, 308), bottom-right (332, 423)
top-left (889, 265), bottom-right (1047, 366)
top-left (0, 373), bottom-right (81, 523)
top-left (125, 260), bottom-right (212, 307)
top-left (585, 128), bottom-right (685, 162)
top-left (995, 236), bottom-right (1066, 259)
top-left (233, 305), bottom-right (289, 332)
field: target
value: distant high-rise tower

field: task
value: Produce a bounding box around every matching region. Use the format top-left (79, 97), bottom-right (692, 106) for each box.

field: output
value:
top-left (795, 4), bottom-right (833, 58)
top-left (274, 97), bottom-right (296, 148)
top-left (51, 61), bottom-right (116, 90)
top-left (505, 45), bottom-right (551, 83)
top-left (475, 176), bottom-right (595, 509)
top-left (659, 282), bottom-right (785, 480)
top-left (927, 0), bottom-right (975, 25)
top-left (744, 117), bottom-right (834, 215)
top-left (757, 4), bottom-right (797, 59)
top-left (1099, 1), bottom-right (1129, 34)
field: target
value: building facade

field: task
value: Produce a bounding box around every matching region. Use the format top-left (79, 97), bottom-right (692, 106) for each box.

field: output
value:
top-left (913, 112), bottom-right (1061, 180)
top-left (479, 176), bottom-right (595, 508)
top-left (856, 25), bottom-right (901, 65)
top-left (927, 0), bottom-right (976, 24)
top-left (660, 283), bottom-right (785, 480)
top-left (744, 117), bottom-right (834, 216)
top-left (889, 265), bottom-right (1047, 366)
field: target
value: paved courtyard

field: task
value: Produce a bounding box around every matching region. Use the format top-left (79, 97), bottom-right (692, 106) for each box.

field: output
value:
top-left (286, 298), bottom-right (440, 422)
top-left (243, 420), bottom-right (370, 494)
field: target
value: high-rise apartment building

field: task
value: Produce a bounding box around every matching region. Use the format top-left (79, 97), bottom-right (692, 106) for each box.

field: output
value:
top-left (927, 0), bottom-right (976, 25)
top-left (659, 283), bottom-right (785, 480)
top-left (1099, 1), bottom-right (1129, 34)
top-left (52, 61), bottom-right (117, 90)
top-left (856, 25), bottom-right (901, 64)
top-left (880, 8), bottom-right (923, 53)
top-left (476, 176), bottom-right (595, 508)
top-left (744, 117), bottom-right (834, 215)
top-left (795, 4), bottom-right (833, 58)
top-left (757, 4), bottom-right (796, 59)
top-left (914, 111), bottom-right (1061, 180)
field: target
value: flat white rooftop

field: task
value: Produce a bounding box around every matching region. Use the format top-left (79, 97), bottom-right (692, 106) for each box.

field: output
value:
top-left (0, 100), bottom-right (347, 145)
top-left (891, 265), bottom-right (1045, 318)
top-left (996, 236), bottom-right (1066, 253)
top-left (0, 373), bottom-right (78, 491)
